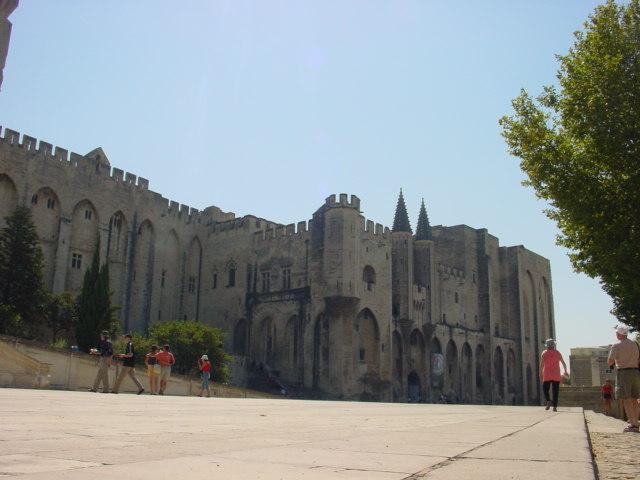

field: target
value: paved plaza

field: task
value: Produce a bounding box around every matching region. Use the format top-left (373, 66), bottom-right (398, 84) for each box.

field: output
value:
top-left (0, 389), bottom-right (596, 479)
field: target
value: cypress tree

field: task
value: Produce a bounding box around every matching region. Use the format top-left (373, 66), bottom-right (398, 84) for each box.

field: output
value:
top-left (0, 206), bottom-right (47, 337)
top-left (75, 240), bottom-right (117, 352)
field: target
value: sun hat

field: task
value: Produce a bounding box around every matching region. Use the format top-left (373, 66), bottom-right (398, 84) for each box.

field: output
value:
top-left (201, 354), bottom-right (208, 360)
top-left (544, 338), bottom-right (556, 348)
top-left (615, 325), bottom-right (629, 336)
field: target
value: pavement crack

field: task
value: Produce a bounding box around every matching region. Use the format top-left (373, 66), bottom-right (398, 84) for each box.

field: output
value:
top-left (401, 414), bottom-right (558, 479)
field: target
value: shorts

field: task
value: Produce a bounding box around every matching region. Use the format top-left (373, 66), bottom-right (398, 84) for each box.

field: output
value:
top-left (160, 365), bottom-right (172, 381)
top-left (603, 393), bottom-right (612, 400)
top-left (201, 371), bottom-right (210, 390)
top-left (615, 369), bottom-right (640, 399)
top-left (148, 364), bottom-right (160, 378)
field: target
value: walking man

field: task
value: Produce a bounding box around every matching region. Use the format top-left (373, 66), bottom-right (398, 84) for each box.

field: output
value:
top-left (90, 330), bottom-right (113, 393)
top-left (155, 344), bottom-right (175, 395)
top-left (608, 325), bottom-right (640, 432)
top-left (539, 338), bottom-right (568, 412)
top-left (112, 333), bottom-right (144, 395)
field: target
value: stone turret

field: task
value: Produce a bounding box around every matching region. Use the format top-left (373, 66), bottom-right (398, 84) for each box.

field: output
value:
top-left (392, 189), bottom-right (412, 233)
top-left (0, 1), bottom-right (17, 92)
top-left (414, 198), bottom-right (434, 289)
top-left (415, 199), bottom-right (432, 241)
top-left (315, 193), bottom-right (361, 299)
top-left (391, 189), bottom-right (413, 324)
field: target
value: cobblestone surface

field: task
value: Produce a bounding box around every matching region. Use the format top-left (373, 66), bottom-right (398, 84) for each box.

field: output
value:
top-left (585, 411), bottom-right (640, 480)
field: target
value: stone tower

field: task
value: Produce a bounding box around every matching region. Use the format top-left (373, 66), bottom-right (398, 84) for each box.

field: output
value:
top-left (0, 0), bottom-right (18, 92)
top-left (391, 189), bottom-right (413, 328)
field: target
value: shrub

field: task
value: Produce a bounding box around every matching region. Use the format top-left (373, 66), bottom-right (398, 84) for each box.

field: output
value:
top-left (149, 320), bottom-right (231, 383)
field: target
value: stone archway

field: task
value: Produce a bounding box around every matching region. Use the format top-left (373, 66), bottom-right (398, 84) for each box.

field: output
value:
top-left (494, 346), bottom-right (505, 404)
top-left (475, 344), bottom-right (487, 403)
top-left (507, 348), bottom-right (517, 405)
top-left (392, 330), bottom-right (403, 401)
top-left (130, 219), bottom-right (155, 332)
top-left (312, 313), bottom-right (330, 390)
top-left (407, 371), bottom-right (421, 402)
top-left (445, 340), bottom-right (459, 401)
top-left (256, 317), bottom-right (276, 367)
top-left (355, 308), bottom-right (380, 373)
top-left (430, 337), bottom-right (443, 401)
top-left (31, 186), bottom-right (61, 289)
top-left (409, 329), bottom-right (426, 398)
top-left (233, 319), bottom-right (248, 355)
top-left (461, 342), bottom-right (473, 403)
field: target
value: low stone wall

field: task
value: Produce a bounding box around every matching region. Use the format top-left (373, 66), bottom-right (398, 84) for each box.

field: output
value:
top-left (0, 335), bottom-right (277, 398)
top-left (558, 385), bottom-right (623, 418)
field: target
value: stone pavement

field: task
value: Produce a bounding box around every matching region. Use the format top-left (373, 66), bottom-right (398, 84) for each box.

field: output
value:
top-left (0, 389), bottom-right (596, 479)
top-left (585, 410), bottom-right (640, 480)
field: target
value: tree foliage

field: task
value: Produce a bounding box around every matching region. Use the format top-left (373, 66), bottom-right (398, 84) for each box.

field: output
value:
top-left (47, 293), bottom-right (78, 343)
top-left (75, 241), bottom-right (117, 351)
top-left (500, 0), bottom-right (640, 329)
top-left (0, 206), bottom-right (47, 337)
top-left (149, 320), bottom-right (231, 382)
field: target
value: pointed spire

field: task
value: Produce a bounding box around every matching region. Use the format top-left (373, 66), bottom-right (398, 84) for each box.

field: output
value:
top-left (415, 198), bottom-right (432, 241)
top-left (392, 189), bottom-right (412, 233)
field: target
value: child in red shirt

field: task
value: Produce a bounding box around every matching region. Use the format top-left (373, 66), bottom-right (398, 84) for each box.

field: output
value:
top-left (198, 354), bottom-right (212, 398)
top-left (601, 379), bottom-right (613, 416)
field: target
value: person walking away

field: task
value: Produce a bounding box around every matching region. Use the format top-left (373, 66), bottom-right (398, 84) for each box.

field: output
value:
top-left (539, 338), bottom-right (568, 412)
top-left (90, 330), bottom-right (113, 393)
top-left (145, 345), bottom-right (160, 395)
top-left (112, 333), bottom-right (144, 395)
top-left (198, 354), bottom-right (212, 397)
top-left (155, 344), bottom-right (175, 395)
top-left (601, 379), bottom-right (614, 416)
top-left (608, 325), bottom-right (640, 433)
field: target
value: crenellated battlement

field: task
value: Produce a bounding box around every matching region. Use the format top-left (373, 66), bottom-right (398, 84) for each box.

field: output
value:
top-left (324, 193), bottom-right (361, 210)
top-left (254, 219), bottom-right (311, 243)
top-left (360, 216), bottom-right (390, 238)
top-left (0, 126), bottom-right (234, 226)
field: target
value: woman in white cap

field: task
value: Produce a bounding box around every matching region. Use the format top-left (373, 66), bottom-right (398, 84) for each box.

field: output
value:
top-left (539, 338), bottom-right (568, 412)
top-left (197, 354), bottom-right (212, 398)
top-left (608, 325), bottom-right (640, 432)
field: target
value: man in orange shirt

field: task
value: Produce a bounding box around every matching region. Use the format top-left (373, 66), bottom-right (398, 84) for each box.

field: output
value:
top-left (155, 344), bottom-right (175, 395)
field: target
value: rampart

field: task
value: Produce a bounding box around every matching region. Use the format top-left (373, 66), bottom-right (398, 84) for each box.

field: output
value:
top-left (0, 126), bottom-right (235, 225)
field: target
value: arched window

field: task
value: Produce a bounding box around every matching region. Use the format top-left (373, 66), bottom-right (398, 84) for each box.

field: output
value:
top-left (226, 261), bottom-right (237, 287)
top-left (363, 265), bottom-right (376, 291)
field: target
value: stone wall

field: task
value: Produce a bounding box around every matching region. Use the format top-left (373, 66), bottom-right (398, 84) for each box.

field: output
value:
top-left (0, 335), bottom-right (275, 398)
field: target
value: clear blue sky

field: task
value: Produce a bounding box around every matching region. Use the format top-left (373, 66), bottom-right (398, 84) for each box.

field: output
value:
top-left (0, 1), bottom-right (620, 363)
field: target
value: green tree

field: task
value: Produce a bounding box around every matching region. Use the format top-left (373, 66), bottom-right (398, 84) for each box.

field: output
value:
top-left (0, 206), bottom-right (47, 337)
top-left (149, 320), bottom-right (231, 382)
top-left (75, 241), bottom-right (117, 352)
top-left (47, 293), bottom-right (78, 343)
top-left (500, 0), bottom-right (640, 329)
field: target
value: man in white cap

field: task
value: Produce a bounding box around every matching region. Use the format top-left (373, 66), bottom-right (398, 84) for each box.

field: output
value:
top-left (608, 325), bottom-right (640, 432)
